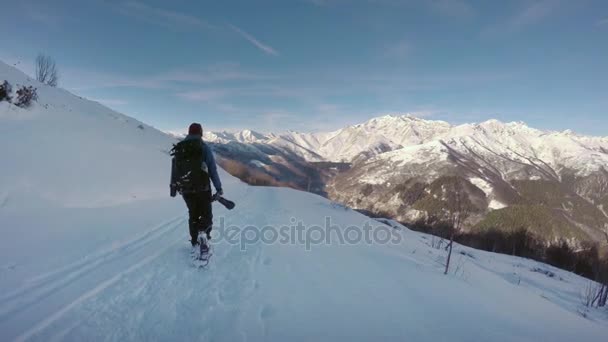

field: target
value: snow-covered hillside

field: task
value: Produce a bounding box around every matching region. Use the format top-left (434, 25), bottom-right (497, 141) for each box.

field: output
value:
top-left (1, 61), bottom-right (607, 341)
top-left (0, 62), bottom-right (175, 208)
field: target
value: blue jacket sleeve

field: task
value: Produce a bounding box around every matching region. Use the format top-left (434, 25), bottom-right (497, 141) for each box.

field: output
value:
top-left (204, 144), bottom-right (222, 192)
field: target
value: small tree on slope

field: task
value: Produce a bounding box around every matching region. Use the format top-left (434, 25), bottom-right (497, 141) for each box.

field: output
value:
top-left (443, 179), bottom-right (472, 275)
top-left (35, 54), bottom-right (59, 87)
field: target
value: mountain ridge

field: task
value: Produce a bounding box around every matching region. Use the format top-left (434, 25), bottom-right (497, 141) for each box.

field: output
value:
top-left (196, 114), bottom-right (608, 245)
top-left (197, 114), bottom-right (608, 172)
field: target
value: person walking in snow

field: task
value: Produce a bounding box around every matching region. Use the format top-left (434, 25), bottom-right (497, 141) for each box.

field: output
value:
top-left (170, 123), bottom-right (223, 251)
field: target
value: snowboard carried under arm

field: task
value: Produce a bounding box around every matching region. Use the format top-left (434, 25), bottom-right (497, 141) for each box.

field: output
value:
top-left (212, 193), bottom-right (235, 210)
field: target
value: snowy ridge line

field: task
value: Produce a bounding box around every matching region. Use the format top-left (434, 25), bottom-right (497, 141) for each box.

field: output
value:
top-left (205, 114), bottom-right (608, 177)
top-left (0, 216), bottom-right (186, 322)
top-left (14, 238), bottom-right (183, 342)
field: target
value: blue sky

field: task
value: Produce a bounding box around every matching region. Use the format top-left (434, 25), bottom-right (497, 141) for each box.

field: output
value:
top-left (1, 0), bottom-right (607, 135)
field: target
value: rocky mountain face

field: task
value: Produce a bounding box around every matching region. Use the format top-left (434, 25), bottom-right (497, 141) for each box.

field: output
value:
top-left (184, 115), bottom-right (608, 246)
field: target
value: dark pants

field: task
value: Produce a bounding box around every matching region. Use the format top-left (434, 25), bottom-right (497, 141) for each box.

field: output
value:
top-left (182, 191), bottom-right (213, 241)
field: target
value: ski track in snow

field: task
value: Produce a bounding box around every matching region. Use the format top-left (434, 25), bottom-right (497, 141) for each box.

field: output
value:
top-left (0, 215), bottom-right (187, 341)
top-left (4, 189), bottom-right (278, 342)
top-left (14, 239), bottom-right (182, 342)
top-left (4, 187), bottom-right (606, 341)
top-left (0, 215), bottom-right (184, 304)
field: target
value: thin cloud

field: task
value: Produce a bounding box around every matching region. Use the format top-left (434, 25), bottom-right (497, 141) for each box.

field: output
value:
top-left (117, 1), bottom-right (214, 30)
top-left (481, 0), bottom-right (562, 36)
top-left (229, 24), bottom-right (279, 56)
top-left (304, 0), bottom-right (335, 6)
top-left (158, 64), bottom-right (273, 84)
top-left (258, 110), bottom-right (334, 132)
top-left (21, 1), bottom-right (65, 26)
top-left (597, 18), bottom-right (608, 27)
top-left (306, 0), bottom-right (475, 18)
top-left (175, 84), bottom-right (315, 104)
top-left (176, 89), bottom-right (228, 102)
top-left (62, 64), bottom-right (270, 91)
top-left (62, 68), bottom-right (165, 90)
top-left (384, 40), bottom-right (411, 58)
top-left (510, 0), bottom-right (560, 30)
top-left (428, 0), bottom-right (475, 18)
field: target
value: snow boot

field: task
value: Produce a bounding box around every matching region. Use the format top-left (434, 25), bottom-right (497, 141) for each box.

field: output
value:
top-left (198, 232), bottom-right (210, 258)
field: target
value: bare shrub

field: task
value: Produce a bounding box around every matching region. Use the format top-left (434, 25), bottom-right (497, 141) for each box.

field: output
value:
top-left (0, 80), bottom-right (12, 102)
top-left (35, 54), bottom-right (59, 87)
top-left (431, 235), bottom-right (445, 249)
top-left (598, 259), bottom-right (608, 307)
top-left (444, 179), bottom-right (472, 275)
top-left (15, 85), bottom-right (38, 108)
top-left (581, 281), bottom-right (602, 308)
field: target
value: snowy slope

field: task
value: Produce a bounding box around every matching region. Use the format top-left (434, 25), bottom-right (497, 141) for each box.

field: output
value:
top-left (1, 61), bottom-right (607, 341)
top-left (0, 60), bottom-right (187, 307)
top-left (2, 186), bottom-right (608, 341)
top-left (0, 62), bottom-right (175, 208)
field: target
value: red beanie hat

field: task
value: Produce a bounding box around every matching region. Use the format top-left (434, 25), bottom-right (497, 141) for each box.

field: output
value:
top-left (188, 123), bottom-right (203, 136)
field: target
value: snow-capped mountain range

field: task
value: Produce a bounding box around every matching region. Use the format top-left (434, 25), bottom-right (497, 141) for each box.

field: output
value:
top-left (202, 114), bottom-right (608, 174)
top-left (198, 115), bottom-right (608, 245)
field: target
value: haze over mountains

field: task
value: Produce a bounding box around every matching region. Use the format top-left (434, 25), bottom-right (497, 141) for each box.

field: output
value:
top-left (193, 115), bottom-right (608, 246)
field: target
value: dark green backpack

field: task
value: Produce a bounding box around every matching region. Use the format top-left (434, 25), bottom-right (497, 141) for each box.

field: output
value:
top-left (170, 139), bottom-right (210, 193)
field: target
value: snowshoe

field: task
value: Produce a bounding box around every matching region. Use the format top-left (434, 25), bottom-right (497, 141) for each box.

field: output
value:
top-left (192, 231), bottom-right (212, 268)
